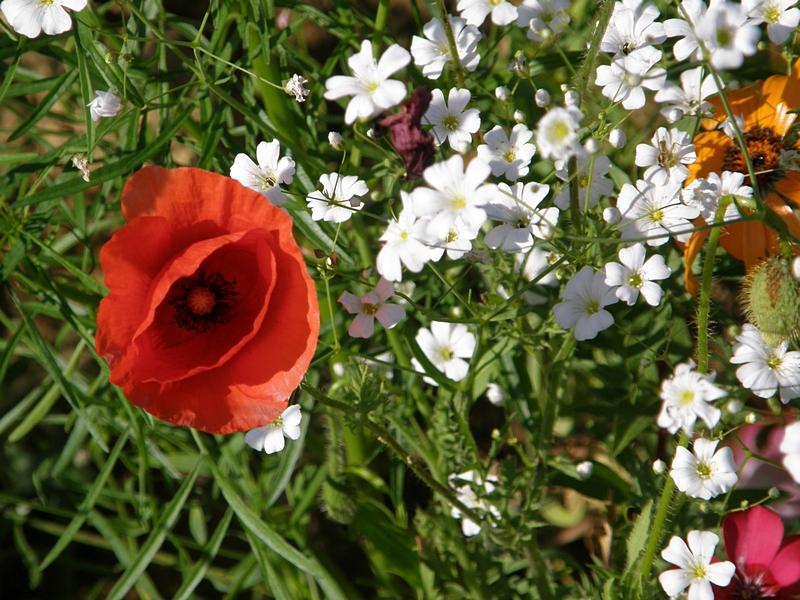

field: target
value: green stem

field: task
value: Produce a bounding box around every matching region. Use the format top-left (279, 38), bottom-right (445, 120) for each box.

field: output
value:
top-left (372, 0), bottom-right (391, 56)
top-left (430, 0), bottom-right (466, 89)
top-left (573, 0), bottom-right (615, 108)
top-left (568, 155), bottom-right (582, 236)
top-left (696, 196), bottom-right (733, 374)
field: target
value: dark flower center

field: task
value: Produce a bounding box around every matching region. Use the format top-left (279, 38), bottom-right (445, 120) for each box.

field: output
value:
top-left (722, 126), bottom-right (791, 193)
top-left (168, 269), bottom-right (238, 333)
top-left (728, 567), bottom-right (780, 600)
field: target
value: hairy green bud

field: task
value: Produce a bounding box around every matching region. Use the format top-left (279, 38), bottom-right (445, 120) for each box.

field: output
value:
top-left (743, 255), bottom-right (800, 346)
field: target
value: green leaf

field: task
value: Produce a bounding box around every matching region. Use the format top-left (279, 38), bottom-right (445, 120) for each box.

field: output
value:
top-left (74, 27), bottom-right (95, 156)
top-left (105, 454), bottom-right (204, 600)
top-left (173, 508), bottom-right (233, 600)
top-left (625, 500), bottom-right (653, 572)
top-left (7, 69), bottom-right (78, 142)
top-left (245, 529), bottom-right (293, 600)
top-left (0, 152), bottom-right (39, 165)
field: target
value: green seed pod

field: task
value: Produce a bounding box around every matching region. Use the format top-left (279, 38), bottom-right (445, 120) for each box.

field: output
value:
top-left (743, 255), bottom-right (800, 346)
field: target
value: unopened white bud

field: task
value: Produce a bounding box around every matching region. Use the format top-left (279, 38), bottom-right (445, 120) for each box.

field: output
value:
top-left (576, 461), bottom-right (593, 479)
top-left (728, 80), bottom-right (740, 91)
top-left (514, 110), bottom-right (526, 123)
top-left (603, 206), bottom-right (622, 224)
top-left (745, 412), bottom-right (758, 424)
top-left (328, 132), bottom-right (344, 150)
top-left (769, 487), bottom-right (781, 499)
top-left (332, 363), bottom-right (345, 377)
top-left (486, 383), bottom-right (507, 406)
top-left (535, 89), bottom-right (551, 107)
top-left (367, 128), bottom-right (378, 140)
top-left (652, 459), bottom-right (667, 475)
top-left (608, 129), bottom-right (626, 148)
top-left (792, 256), bottom-right (800, 280)
top-left (727, 400), bottom-right (743, 414)
top-left (495, 86), bottom-right (511, 102)
top-left (560, 83), bottom-right (569, 93)
top-left (584, 138), bottom-right (600, 154)
top-left (640, 357), bottom-right (651, 368)
top-left (666, 108), bottom-right (684, 123)
top-left (564, 91), bottom-right (580, 107)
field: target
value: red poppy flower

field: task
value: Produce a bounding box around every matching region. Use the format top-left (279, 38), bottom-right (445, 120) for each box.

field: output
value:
top-left (714, 505), bottom-right (800, 599)
top-left (683, 59), bottom-right (800, 294)
top-left (96, 167), bottom-right (319, 434)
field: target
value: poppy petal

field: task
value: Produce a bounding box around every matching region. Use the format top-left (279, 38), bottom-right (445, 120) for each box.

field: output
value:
top-left (769, 536), bottom-right (800, 590)
top-left (723, 505), bottom-right (783, 572)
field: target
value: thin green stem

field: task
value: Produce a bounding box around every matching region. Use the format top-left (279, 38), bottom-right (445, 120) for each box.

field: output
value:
top-left (430, 0), bottom-right (466, 89)
top-left (372, 0), bottom-right (391, 56)
top-left (568, 155), bottom-right (582, 236)
top-left (573, 0), bottom-right (615, 107)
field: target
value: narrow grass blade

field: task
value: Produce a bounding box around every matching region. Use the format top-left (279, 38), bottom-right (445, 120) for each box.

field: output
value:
top-left (172, 508), bottom-right (233, 600)
top-left (7, 69), bottom-right (79, 142)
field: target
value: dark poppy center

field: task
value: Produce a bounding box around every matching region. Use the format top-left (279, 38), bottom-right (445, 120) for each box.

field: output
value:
top-left (722, 126), bottom-right (791, 193)
top-left (168, 269), bottom-right (238, 333)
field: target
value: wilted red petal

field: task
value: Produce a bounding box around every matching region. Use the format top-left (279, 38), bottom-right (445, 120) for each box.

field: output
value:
top-left (723, 506), bottom-right (784, 572)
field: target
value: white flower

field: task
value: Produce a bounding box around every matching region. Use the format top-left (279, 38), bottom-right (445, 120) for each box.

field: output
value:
top-left (426, 216), bottom-right (481, 260)
top-left (654, 66), bottom-right (719, 122)
top-left (670, 438), bottom-right (739, 500)
top-left (553, 155), bottom-right (614, 212)
top-left (338, 277), bottom-right (406, 338)
top-left (744, 0), bottom-right (800, 44)
top-left (230, 140), bottom-right (296, 206)
top-left (517, 0), bottom-right (571, 42)
top-left (604, 243), bottom-right (671, 306)
top-left (284, 74), bottom-right (310, 102)
top-left (484, 182), bottom-right (557, 253)
top-left (657, 360), bottom-right (727, 435)
top-left (684, 171), bottom-right (751, 223)
top-left (659, 532), bottom-right (736, 600)
top-left (486, 383), bottom-right (507, 405)
top-left (87, 91), bottom-right (122, 122)
top-left (535, 106), bottom-right (583, 161)
top-left (516, 247), bottom-right (561, 305)
top-left (600, 1), bottom-right (667, 59)
top-left (730, 324), bottom-right (800, 402)
top-left (376, 194), bottom-right (433, 282)
top-left (552, 266), bottom-right (619, 341)
top-left (410, 16), bottom-right (481, 80)
top-left (1, 0), bottom-right (86, 37)
top-left (617, 179), bottom-right (699, 246)
top-left (595, 53), bottom-right (667, 110)
top-left (416, 321), bottom-right (476, 382)
top-left (449, 471), bottom-right (501, 536)
top-left (779, 421), bottom-right (800, 485)
top-left (324, 40), bottom-right (410, 124)
top-left (306, 173), bottom-right (368, 223)
top-left (424, 88), bottom-right (481, 149)
top-left (664, 0), bottom-right (708, 62)
top-left (477, 124), bottom-right (537, 182)
top-left (695, 0), bottom-right (760, 71)
top-left (410, 155), bottom-right (497, 238)
top-left (635, 127), bottom-right (696, 185)
top-left (245, 405), bottom-right (303, 455)
top-left (457, 0), bottom-right (518, 26)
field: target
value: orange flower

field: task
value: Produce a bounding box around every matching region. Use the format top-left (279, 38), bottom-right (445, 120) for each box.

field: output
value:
top-left (683, 60), bottom-right (800, 295)
top-left (96, 167), bottom-right (319, 434)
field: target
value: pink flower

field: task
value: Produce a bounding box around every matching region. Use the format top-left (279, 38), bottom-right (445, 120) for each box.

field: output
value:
top-left (714, 505), bottom-right (800, 599)
top-left (338, 278), bottom-right (406, 338)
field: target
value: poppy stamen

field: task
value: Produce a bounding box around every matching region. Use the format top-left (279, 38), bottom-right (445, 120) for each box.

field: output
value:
top-left (168, 269), bottom-right (238, 333)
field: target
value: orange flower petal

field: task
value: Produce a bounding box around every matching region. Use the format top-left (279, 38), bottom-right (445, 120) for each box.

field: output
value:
top-left (683, 219), bottom-right (710, 296)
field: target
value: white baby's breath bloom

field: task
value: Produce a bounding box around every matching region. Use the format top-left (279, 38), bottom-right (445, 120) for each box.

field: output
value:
top-left (600, 0), bottom-right (667, 59)
top-left (245, 405), bottom-right (303, 455)
top-left (477, 124), bottom-right (537, 181)
top-left (324, 40), bottom-right (410, 124)
top-left (517, 0), bottom-right (571, 42)
top-left (659, 532), bottom-right (736, 599)
top-left (516, 247), bottom-right (561, 305)
top-left (685, 171), bottom-right (752, 224)
top-left (670, 438), bottom-right (739, 500)
top-left (87, 91), bottom-right (122, 122)
top-left (416, 321), bottom-right (476, 382)
top-left (486, 383), bottom-right (507, 406)
top-left (552, 266), bottom-right (619, 341)
top-left (284, 74), bottom-right (310, 102)
top-left (1, 0), bottom-right (86, 37)
top-left (635, 127), bottom-right (696, 185)
top-left (657, 360), bottom-right (727, 435)
top-left (376, 194), bottom-right (433, 282)
top-left (230, 140), bottom-right (296, 206)
top-left (654, 66), bottom-right (719, 122)
top-left (338, 277), bottom-right (406, 338)
top-left (535, 106), bottom-right (583, 161)
top-left (664, 0), bottom-right (708, 62)
top-left (744, 0), bottom-right (800, 44)
top-left (411, 16), bottom-right (481, 80)
top-left (458, 0), bottom-right (518, 25)
top-left (595, 53), bottom-right (667, 110)
top-left (617, 179), bottom-right (699, 246)
top-left (424, 88), bottom-right (481, 149)
top-left (695, 0), bottom-right (761, 70)
top-left (449, 471), bottom-right (501, 536)
top-left (306, 173), bottom-right (368, 223)
top-left (730, 324), bottom-right (800, 402)
top-left (780, 421), bottom-right (800, 485)
top-left (553, 155), bottom-right (614, 212)
top-left (426, 216), bottom-right (481, 261)
top-left (604, 243), bottom-right (671, 306)
top-left (484, 182), bottom-right (557, 252)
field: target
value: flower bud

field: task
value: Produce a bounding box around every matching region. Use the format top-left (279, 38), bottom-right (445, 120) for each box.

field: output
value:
top-left (564, 90), bottom-right (579, 107)
top-left (666, 108), bottom-right (684, 123)
top-left (745, 412), bottom-right (758, 424)
top-left (603, 206), bottom-right (622, 224)
top-left (652, 459), bottom-right (667, 475)
top-left (328, 131), bottom-right (344, 150)
top-left (584, 138), bottom-right (600, 154)
top-left (486, 383), bottom-right (507, 406)
top-left (769, 486), bottom-right (781, 499)
top-left (727, 400), bottom-right (743, 414)
top-left (576, 460), bottom-right (593, 480)
top-left (793, 256), bottom-right (800, 280)
top-left (744, 255), bottom-right (800, 345)
top-left (509, 53), bottom-right (529, 77)
top-left (514, 110), bottom-right (526, 123)
top-left (608, 129), bottom-right (626, 148)
top-left (495, 86), bottom-right (511, 102)
top-left (535, 89), bottom-right (551, 107)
